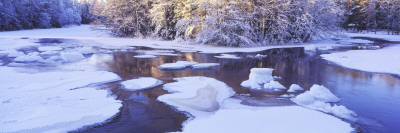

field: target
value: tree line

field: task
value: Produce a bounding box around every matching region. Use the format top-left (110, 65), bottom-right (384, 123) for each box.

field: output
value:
top-left (1, 0), bottom-right (399, 46)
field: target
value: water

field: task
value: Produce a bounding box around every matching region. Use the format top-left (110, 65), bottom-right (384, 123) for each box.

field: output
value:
top-left (3, 38), bottom-right (399, 133)
top-left (81, 45), bottom-right (400, 133)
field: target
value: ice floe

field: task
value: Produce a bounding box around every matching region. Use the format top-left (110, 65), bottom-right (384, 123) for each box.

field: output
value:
top-left (178, 98), bottom-right (354, 133)
top-left (158, 77), bottom-right (235, 117)
top-left (159, 61), bottom-right (198, 70)
top-left (191, 63), bottom-right (219, 69)
top-left (240, 68), bottom-right (274, 89)
top-left (291, 84), bottom-right (356, 120)
top-left (14, 52), bottom-right (43, 62)
top-left (0, 66), bottom-right (121, 133)
top-left (287, 84), bottom-right (304, 92)
top-left (214, 54), bottom-right (241, 59)
top-left (38, 46), bottom-right (63, 52)
top-left (133, 55), bottom-right (158, 59)
top-left (61, 51), bottom-right (85, 63)
top-left (263, 80), bottom-right (286, 90)
top-left (121, 77), bottom-right (163, 91)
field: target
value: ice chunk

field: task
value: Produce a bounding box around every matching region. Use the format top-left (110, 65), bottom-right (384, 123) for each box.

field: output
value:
top-left (159, 61), bottom-right (198, 70)
top-left (14, 52), bottom-right (42, 62)
top-left (38, 46), bottom-right (63, 52)
top-left (133, 55), bottom-right (157, 59)
top-left (121, 77), bottom-right (163, 91)
top-left (40, 50), bottom-right (60, 55)
top-left (287, 84), bottom-right (304, 92)
top-left (158, 77), bottom-right (235, 117)
top-left (0, 67), bottom-right (121, 133)
top-left (61, 51), bottom-right (85, 63)
top-left (263, 80), bottom-right (286, 90)
top-left (180, 103), bottom-right (354, 133)
top-left (214, 54), bottom-right (241, 59)
top-left (247, 54), bottom-right (267, 58)
top-left (0, 49), bottom-right (25, 58)
top-left (192, 63), bottom-right (219, 69)
top-left (280, 94), bottom-right (296, 98)
top-left (77, 47), bottom-right (94, 55)
top-left (291, 84), bottom-right (356, 120)
top-left (241, 68), bottom-right (274, 89)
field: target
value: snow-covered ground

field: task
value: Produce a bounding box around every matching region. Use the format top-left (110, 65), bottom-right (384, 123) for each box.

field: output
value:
top-left (0, 25), bottom-right (350, 54)
top-left (158, 77), bottom-right (354, 133)
top-left (321, 44), bottom-right (400, 76)
top-left (0, 67), bottom-right (121, 132)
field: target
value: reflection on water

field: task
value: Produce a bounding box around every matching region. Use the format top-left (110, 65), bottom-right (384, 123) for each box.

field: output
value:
top-left (81, 46), bottom-right (400, 133)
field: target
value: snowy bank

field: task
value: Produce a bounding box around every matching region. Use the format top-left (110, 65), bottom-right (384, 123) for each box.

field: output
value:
top-left (0, 67), bottom-right (122, 133)
top-left (321, 45), bottom-right (400, 76)
top-left (291, 85), bottom-right (356, 121)
top-left (120, 77), bottom-right (163, 91)
top-left (344, 32), bottom-right (400, 42)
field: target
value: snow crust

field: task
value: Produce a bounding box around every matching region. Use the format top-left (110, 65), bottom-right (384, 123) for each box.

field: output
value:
top-left (133, 55), bottom-right (158, 58)
top-left (240, 68), bottom-right (274, 89)
top-left (214, 54), bottom-right (241, 59)
top-left (121, 77), bottom-right (163, 91)
top-left (159, 61), bottom-right (198, 70)
top-left (287, 84), bottom-right (304, 92)
top-left (191, 63), bottom-right (219, 69)
top-left (0, 66), bottom-right (122, 133)
top-left (291, 84), bottom-right (356, 120)
top-left (321, 45), bottom-right (400, 76)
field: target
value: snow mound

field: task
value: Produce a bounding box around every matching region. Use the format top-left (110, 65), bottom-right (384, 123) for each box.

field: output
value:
top-left (38, 46), bottom-right (63, 52)
top-left (241, 68), bottom-right (274, 89)
top-left (263, 80), bottom-right (286, 90)
top-left (280, 94), bottom-right (296, 98)
top-left (159, 61), bottom-right (198, 70)
top-left (192, 63), bottom-right (219, 69)
top-left (0, 66), bottom-right (121, 133)
top-left (214, 54), bottom-right (241, 59)
top-left (61, 51), bottom-right (85, 63)
top-left (14, 52), bottom-right (43, 62)
top-left (133, 55), bottom-right (157, 59)
top-left (321, 45), bottom-right (400, 76)
top-left (291, 84), bottom-right (356, 120)
top-left (158, 77), bottom-right (235, 117)
top-left (121, 77), bottom-right (163, 91)
top-left (287, 84), bottom-right (304, 92)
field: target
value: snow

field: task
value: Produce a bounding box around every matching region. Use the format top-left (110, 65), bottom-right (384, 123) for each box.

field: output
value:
top-left (344, 32), bottom-right (400, 42)
top-left (0, 50), bottom-right (25, 58)
top-left (40, 50), bottom-right (60, 55)
top-left (120, 77), bottom-right (163, 91)
top-left (157, 77), bottom-right (353, 133)
top-left (61, 51), bottom-right (85, 63)
top-left (38, 46), bottom-right (63, 52)
top-left (214, 54), bottom-right (242, 59)
top-left (133, 55), bottom-right (158, 58)
top-left (14, 52), bottom-right (43, 62)
top-left (180, 99), bottom-right (354, 133)
top-left (191, 63), bottom-right (219, 69)
top-left (263, 80), bottom-right (286, 91)
top-left (159, 61), bottom-right (198, 70)
top-left (291, 84), bottom-right (356, 120)
top-left (158, 77), bottom-right (235, 117)
top-left (241, 68), bottom-right (274, 89)
top-left (76, 47), bottom-right (95, 55)
top-left (344, 39), bottom-right (373, 44)
top-left (247, 54), bottom-right (267, 58)
top-left (287, 84), bottom-right (304, 92)
top-left (280, 94), bottom-right (296, 98)
top-left (0, 66), bottom-right (121, 133)
top-left (321, 44), bottom-right (400, 76)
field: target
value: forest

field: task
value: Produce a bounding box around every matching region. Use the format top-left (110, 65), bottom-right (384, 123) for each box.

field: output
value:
top-left (1, 0), bottom-right (400, 46)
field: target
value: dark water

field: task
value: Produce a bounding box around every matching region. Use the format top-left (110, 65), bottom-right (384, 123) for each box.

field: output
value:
top-left (76, 44), bottom-right (400, 133)
top-left (7, 38), bottom-right (398, 133)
